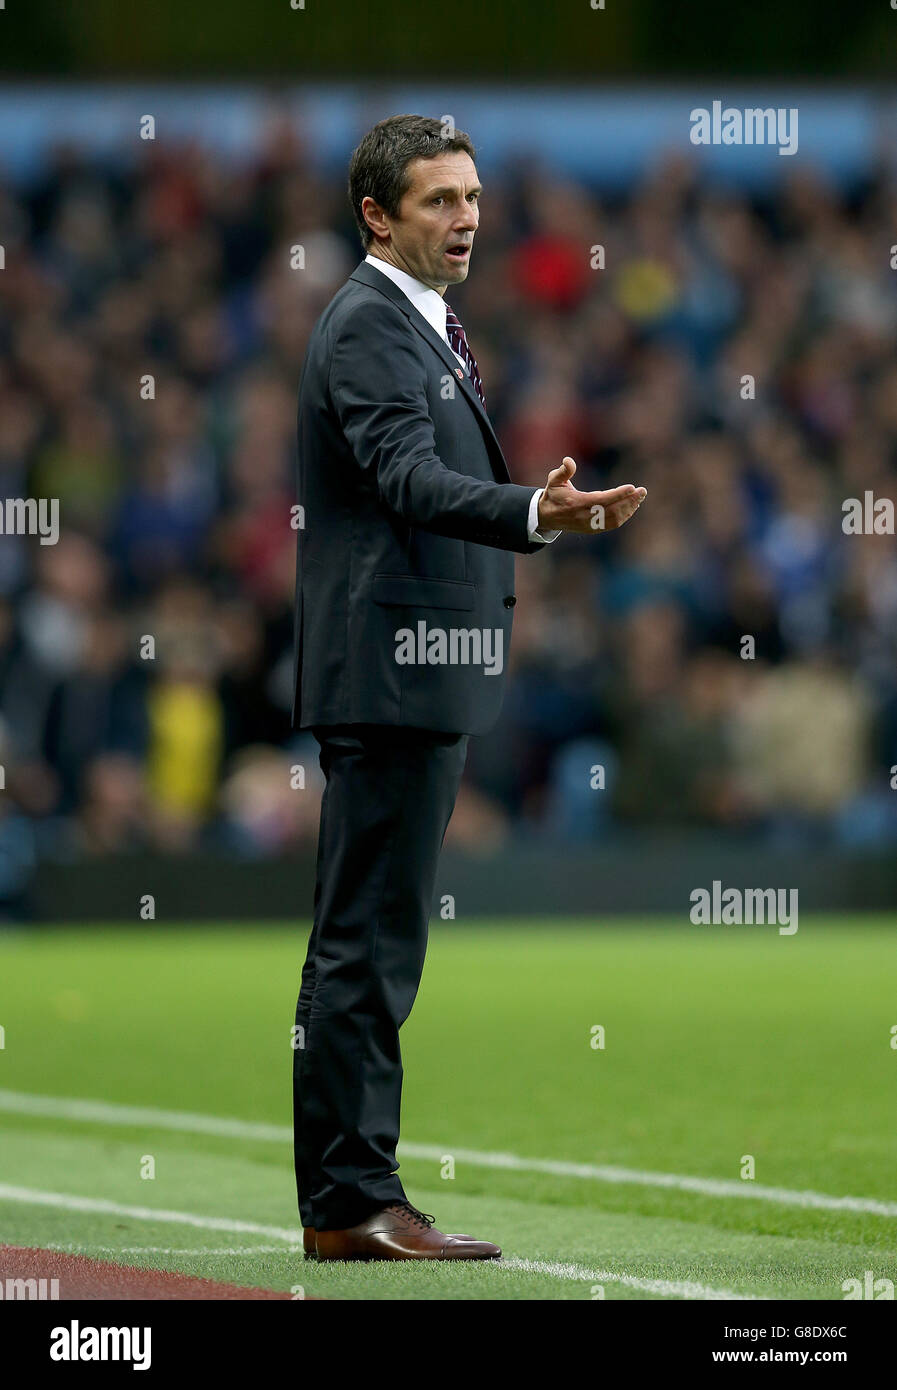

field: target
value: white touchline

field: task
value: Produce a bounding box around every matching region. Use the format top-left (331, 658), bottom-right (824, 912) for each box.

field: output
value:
top-left (38, 1245), bottom-right (761, 1295)
top-left (0, 1185), bottom-right (301, 1243)
top-left (1, 1087), bottom-right (895, 1218)
top-left (498, 1260), bottom-right (765, 1300)
top-left (0, 1187), bottom-right (753, 1300)
top-left (411, 1144), bottom-right (897, 1218)
top-left (44, 1244), bottom-right (305, 1255)
top-left (0, 1089), bottom-right (289, 1141)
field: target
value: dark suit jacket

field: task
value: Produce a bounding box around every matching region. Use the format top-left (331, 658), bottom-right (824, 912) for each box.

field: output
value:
top-left (292, 258), bottom-right (545, 737)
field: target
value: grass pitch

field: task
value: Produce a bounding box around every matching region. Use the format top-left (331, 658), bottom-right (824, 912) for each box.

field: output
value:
top-left (1, 917), bottom-right (895, 1299)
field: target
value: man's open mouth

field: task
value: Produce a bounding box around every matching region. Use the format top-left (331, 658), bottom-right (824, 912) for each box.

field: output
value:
top-left (445, 245), bottom-right (470, 260)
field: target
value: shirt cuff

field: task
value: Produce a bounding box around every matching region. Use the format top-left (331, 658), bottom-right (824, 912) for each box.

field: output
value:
top-left (527, 488), bottom-right (561, 544)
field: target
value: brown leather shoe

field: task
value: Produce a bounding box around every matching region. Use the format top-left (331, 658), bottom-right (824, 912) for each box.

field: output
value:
top-left (304, 1221), bottom-right (477, 1258)
top-left (314, 1203), bottom-right (501, 1261)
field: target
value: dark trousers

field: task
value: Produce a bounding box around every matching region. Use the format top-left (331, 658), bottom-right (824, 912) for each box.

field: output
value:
top-left (293, 723), bottom-right (469, 1231)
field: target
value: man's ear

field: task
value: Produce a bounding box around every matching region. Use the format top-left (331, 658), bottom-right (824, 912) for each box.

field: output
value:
top-left (361, 196), bottom-right (389, 243)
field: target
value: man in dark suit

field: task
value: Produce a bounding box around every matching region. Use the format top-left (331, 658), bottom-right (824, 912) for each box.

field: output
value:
top-left (292, 114), bottom-right (646, 1261)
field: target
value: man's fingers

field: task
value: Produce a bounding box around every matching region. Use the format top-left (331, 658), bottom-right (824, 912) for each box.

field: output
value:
top-left (582, 483), bottom-right (647, 532)
top-left (539, 466), bottom-right (647, 533)
top-left (589, 483), bottom-right (646, 506)
top-left (545, 456), bottom-right (577, 489)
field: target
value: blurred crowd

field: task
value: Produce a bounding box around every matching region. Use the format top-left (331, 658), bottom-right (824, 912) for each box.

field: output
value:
top-left (1, 111), bottom-right (897, 901)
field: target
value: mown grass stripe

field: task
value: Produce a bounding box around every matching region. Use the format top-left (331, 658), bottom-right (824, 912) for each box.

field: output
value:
top-left (2, 1088), bottom-right (895, 1218)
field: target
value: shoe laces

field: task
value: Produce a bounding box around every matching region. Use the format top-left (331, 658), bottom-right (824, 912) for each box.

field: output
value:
top-left (390, 1201), bottom-right (435, 1229)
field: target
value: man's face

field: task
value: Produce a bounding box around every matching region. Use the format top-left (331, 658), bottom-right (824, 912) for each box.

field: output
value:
top-left (365, 151), bottom-right (481, 292)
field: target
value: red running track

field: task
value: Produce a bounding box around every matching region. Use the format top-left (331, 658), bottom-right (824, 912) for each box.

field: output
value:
top-left (0, 1245), bottom-right (303, 1300)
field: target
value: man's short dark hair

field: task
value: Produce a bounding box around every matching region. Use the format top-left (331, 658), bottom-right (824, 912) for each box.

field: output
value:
top-left (348, 115), bottom-right (476, 251)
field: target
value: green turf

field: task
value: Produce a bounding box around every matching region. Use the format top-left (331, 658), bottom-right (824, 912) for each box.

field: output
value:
top-left (1, 918), bottom-right (896, 1299)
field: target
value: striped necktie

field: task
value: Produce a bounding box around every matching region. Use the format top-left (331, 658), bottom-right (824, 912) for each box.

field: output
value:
top-left (444, 302), bottom-right (486, 408)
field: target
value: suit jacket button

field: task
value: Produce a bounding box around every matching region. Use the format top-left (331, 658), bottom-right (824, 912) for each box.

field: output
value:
top-left (503, 595), bottom-right (516, 608)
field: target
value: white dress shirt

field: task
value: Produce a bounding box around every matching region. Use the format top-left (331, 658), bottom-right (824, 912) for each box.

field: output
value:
top-left (364, 254), bottom-right (559, 545)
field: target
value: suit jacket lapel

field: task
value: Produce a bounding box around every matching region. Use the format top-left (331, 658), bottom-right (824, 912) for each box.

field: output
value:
top-left (348, 262), bottom-right (511, 484)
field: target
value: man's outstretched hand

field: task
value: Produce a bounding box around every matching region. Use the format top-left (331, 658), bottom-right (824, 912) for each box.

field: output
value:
top-left (537, 457), bottom-right (647, 534)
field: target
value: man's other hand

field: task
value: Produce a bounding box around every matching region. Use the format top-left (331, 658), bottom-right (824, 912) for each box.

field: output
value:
top-left (537, 457), bottom-right (647, 534)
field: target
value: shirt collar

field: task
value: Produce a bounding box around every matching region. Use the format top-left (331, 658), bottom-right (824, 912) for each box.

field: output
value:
top-left (364, 253), bottom-right (449, 344)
